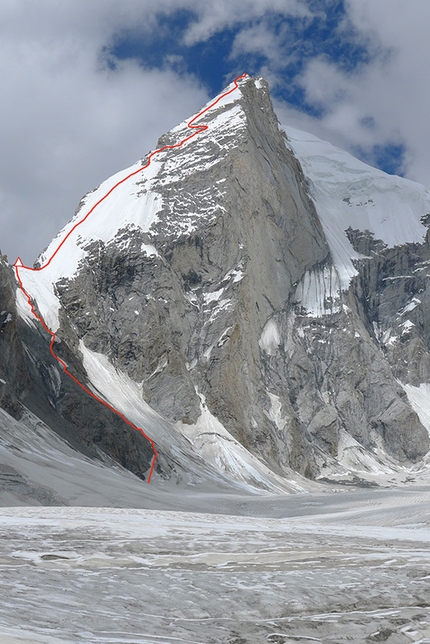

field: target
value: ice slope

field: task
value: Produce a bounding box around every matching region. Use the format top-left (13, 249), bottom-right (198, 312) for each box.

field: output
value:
top-left (403, 383), bottom-right (430, 434)
top-left (283, 125), bottom-right (430, 314)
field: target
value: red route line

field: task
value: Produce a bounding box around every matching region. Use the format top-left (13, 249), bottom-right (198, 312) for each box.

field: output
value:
top-left (13, 73), bottom-right (248, 484)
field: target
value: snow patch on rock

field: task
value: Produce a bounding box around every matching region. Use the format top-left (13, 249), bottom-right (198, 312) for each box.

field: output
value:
top-left (259, 319), bottom-right (281, 355)
top-left (295, 264), bottom-right (342, 316)
top-left (177, 391), bottom-right (307, 494)
top-left (402, 383), bottom-right (430, 434)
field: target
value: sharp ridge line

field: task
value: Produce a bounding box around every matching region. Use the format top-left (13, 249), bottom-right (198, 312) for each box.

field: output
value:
top-left (13, 73), bottom-right (248, 483)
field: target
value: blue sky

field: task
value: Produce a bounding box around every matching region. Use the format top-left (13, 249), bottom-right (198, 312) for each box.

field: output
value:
top-left (110, 3), bottom-right (372, 118)
top-left (0, 0), bottom-right (429, 263)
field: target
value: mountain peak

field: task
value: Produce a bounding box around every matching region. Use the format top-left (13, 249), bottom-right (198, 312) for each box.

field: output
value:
top-left (12, 75), bottom-right (430, 490)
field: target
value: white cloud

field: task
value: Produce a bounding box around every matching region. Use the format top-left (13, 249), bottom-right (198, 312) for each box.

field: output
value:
top-left (182, 0), bottom-right (310, 45)
top-left (292, 0), bottom-right (430, 187)
top-left (229, 20), bottom-right (293, 69)
top-left (296, 57), bottom-right (400, 153)
top-left (0, 1), bottom-right (208, 263)
top-left (346, 0), bottom-right (430, 185)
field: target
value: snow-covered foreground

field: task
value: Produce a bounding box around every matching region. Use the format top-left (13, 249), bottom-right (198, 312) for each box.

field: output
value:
top-left (1, 488), bottom-right (430, 643)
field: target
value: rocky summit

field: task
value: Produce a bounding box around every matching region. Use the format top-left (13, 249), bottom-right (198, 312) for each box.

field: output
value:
top-left (3, 75), bottom-right (430, 496)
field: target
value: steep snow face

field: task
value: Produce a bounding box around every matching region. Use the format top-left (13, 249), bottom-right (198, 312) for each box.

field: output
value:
top-left (16, 77), bottom-right (249, 333)
top-left (283, 126), bottom-right (430, 313)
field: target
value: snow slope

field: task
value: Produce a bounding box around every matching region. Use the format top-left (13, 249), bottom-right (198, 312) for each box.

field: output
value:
top-left (403, 382), bottom-right (430, 434)
top-left (283, 126), bottom-right (430, 313)
top-left (80, 342), bottom-right (312, 494)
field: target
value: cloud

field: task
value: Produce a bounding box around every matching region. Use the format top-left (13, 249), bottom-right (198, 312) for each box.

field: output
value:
top-left (292, 0), bottom-right (430, 186)
top-left (346, 0), bottom-right (430, 186)
top-left (0, 1), bottom-right (208, 263)
top-left (181, 0), bottom-right (310, 45)
top-left (229, 19), bottom-right (293, 68)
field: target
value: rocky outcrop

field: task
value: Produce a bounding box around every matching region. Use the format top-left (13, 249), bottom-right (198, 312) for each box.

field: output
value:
top-left (349, 225), bottom-right (430, 387)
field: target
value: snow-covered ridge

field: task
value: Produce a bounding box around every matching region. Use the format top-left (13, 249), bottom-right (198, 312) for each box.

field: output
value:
top-left (16, 76), bottom-right (249, 333)
top-left (284, 125), bottom-right (430, 315)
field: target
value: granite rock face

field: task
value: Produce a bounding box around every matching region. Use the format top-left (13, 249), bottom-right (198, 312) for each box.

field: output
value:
top-left (52, 79), bottom-right (331, 479)
top-left (8, 76), bottom-right (430, 486)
